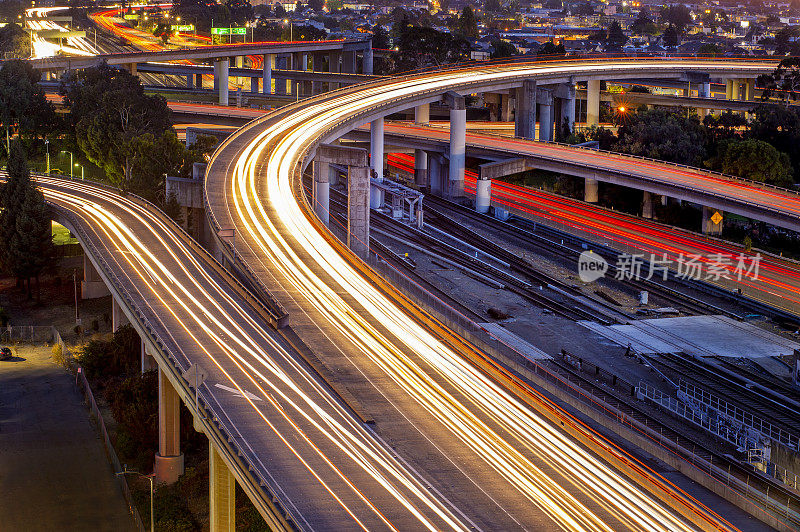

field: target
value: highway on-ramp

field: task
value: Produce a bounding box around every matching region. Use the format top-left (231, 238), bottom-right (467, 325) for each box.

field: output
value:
top-left (204, 59), bottom-right (779, 530)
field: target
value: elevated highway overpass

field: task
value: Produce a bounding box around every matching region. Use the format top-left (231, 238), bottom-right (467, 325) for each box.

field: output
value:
top-left (204, 57), bottom-right (793, 530)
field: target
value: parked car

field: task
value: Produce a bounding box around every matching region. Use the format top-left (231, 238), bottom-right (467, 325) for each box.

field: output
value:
top-left (0, 347), bottom-right (12, 360)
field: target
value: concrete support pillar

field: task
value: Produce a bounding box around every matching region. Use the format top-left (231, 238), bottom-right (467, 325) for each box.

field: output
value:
top-left (731, 79), bottom-right (741, 100)
top-left (154, 369), bottom-right (184, 484)
top-left (414, 104), bottom-right (430, 187)
top-left (537, 89), bottom-right (554, 142)
top-left (82, 255), bottom-right (110, 299)
top-left (125, 63), bottom-right (137, 76)
top-left (584, 178), bottom-right (599, 203)
top-left (587, 79), bottom-right (601, 127)
top-left (642, 191), bottom-right (653, 219)
top-left (342, 51), bottom-right (355, 74)
top-left (500, 93), bottom-right (513, 122)
top-left (234, 55), bottom-right (244, 86)
top-left (514, 80), bottom-right (536, 140)
top-left (195, 73), bottom-right (203, 89)
top-left (475, 178), bottom-right (491, 214)
top-left (428, 153), bottom-right (442, 196)
top-left (347, 166), bottom-right (370, 259)
top-left (112, 297), bottom-right (129, 331)
top-left (745, 78), bottom-right (755, 101)
top-left (214, 59), bottom-right (229, 106)
top-left (697, 81), bottom-right (711, 117)
top-left (362, 45), bottom-right (373, 75)
top-left (250, 77), bottom-right (258, 93)
top-left (313, 160), bottom-right (330, 226)
top-left (329, 51), bottom-right (341, 90)
top-left (702, 206), bottom-right (723, 235)
top-left (186, 74), bottom-right (193, 89)
top-left (274, 57), bottom-right (287, 95)
top-left (262, 54), bottom-right (274, 94)
top-left (563, 92), bottom-right (576, 134)
top-left (209, 443), bottom-right (236, 532)
top-left (449, 105), bottom-right (467, 198)
top-left (369, 118), bottom-right (384, 208)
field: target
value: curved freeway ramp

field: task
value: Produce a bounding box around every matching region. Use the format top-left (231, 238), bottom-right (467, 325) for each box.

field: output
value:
top-left (35, 176), bottom-right (486, 530)
top-left (205, 59), bottom-right (780, 530)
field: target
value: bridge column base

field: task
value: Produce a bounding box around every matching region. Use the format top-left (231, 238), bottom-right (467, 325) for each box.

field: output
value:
top-left (586, 79), bottom-right (601, 127)
top-left (313, 161), bottom-right (330, 226)
top-left (210, 443), bottom-right (236, 532)
top-left (642, 191), bottom-right (653, 219)
top-left (369, 118), bottom-right (384, 208)
top-left (584, 178), bottom-right (599, 203)
top-left (154, 453), bottom-right (184, 485)
top-left (448, 96), bottom-right (467, 198)
top-left (348, 166), bottom-right (371, 259)
top-left (155, 368), bottom-right (184, 484)
top-left (475, 178), bottom-right (491, 214)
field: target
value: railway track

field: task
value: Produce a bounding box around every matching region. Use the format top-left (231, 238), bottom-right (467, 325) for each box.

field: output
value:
top-left (541, 354), bottom-right (800, 522)
top-left (646, 352), bottom-right (800, 441)
top-left (424, 195), bottom-right (740, 319)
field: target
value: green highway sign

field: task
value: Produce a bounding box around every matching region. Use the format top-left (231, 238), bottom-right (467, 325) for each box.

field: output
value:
top-left (171, 24), bottom-right (194, 32)
top-left (211, 27), bottom-right (246, 35)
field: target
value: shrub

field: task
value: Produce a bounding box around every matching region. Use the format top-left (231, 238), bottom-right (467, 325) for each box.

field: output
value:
top-left (107, 370), bottom-right (158, 469)
top-left (76, 323), bottom-right (140, 381)
top-left (91, 319), bottom-right (99, 331)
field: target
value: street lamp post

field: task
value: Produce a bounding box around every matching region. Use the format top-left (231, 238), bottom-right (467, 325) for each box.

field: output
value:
top-left (75, 163), bottom-right (84, 180)
top-left (283, 18), bottom-right (293, 41)
top-left (117, 467), bottom-right (155, 532)
top-left (44, 139), bottom-right (49, 174)
top-left (72, 269), bottom-right (80, 325)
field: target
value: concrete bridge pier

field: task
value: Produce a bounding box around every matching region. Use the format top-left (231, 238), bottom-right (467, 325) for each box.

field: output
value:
top-left (475, 178), bottom-right (491, 214)
top-left (369, 118), bottom-right (384, 208)
top-left (141, 343), bottom-right (157, 373)
top-left (428, 153), bottom-right (443, 196)
top-left (500, 93), bottom-right (513, 122)
top-left (186, 74), bottom-right (193, 89)
top-left (209, 443), bottom-right (236, 532)
top-left (414, 104), bottom-right (429, 186)
top-left (697, 81), bottom-right (711, 117)
top-left (112, 297), bottom-right (129, 331)
top-left (154, 369), bottom-right (184, 484)
top-left (342, 50), bottom-right (355, 74)
top-left (313, 160), bottom-right (330, 226)
top-left (642, 191), bottom-right (653, 219)
top-left (587, 79), bottom-right (601, 127)
top-left (329, 51), bottom-right (341, 90)
top-left (348, 165), bottom-right (370, 259)
top-left (556, 82), bottom-right (576, 136)
top-left (262, 53), bottom-right (274, 94)
top-left (213, 59), bottom-right (229, 105)
top-left (274, 56), bottom-right (287, 95)
top-left (537, 88), bottom-right (554, 142)
top-left (82, 255), bottom-right (110, 299)
top-left (312, 53), bottom-right (323, 95)
top-left (514, 80), bottom-right (536, 140)
top-left (584, 178), bottom-right (599, 203)
top-left (362, 45), bottom-right (373, 75)
top-left (446, 93), bottom-right (467, 198)
top-left (702, 206), bottom-right (723, 235)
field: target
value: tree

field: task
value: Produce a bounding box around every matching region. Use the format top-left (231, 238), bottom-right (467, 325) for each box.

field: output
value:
top-left (614, 108), bottom-right (706, 166)
top-left (372, 25), bottom-right (390, 49)
top-left (747, 104), bottom-right (800, 182)
top-left (697, 43), bottom-right (723, 56)
top-left (457, 6), bottom-right (479, 41)
top-left (274, 2), bottom-right (286, 17)
top-left (574, 2), bottom-right (594, 16)
top-left (60, 64), bottom-right (175, 194)
top-left (308, 0), bottom-right (323, 11)
top-left (758, 57), bottom-right (800, 103)
top-left (774, 26), bottom-right (800, 55)
top-left (0, 61), bottom-right (57, 154)
top-left (604, 21), bottom-right (628, 51)
top-left (538, 40), bottom-right (566, 56)
top-left (490, 39), bottom-right (517, 59)
top-left (0, 141), bottom-right (54, 298)
top-left (662, 24), bottom-right (680, 48)
top-left (706, 139), bottom-right (793, 186)
top-left (391, 24), bottom-right (470, 72)
top-left (630, 10), bottom-right (656, 35)
top-left (0, 23), bottom-right (31, 58)
top-left (660, 4), bottom-right (691, 30)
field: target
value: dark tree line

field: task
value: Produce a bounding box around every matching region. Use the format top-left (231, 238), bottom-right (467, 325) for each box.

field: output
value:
top-left (0, 142), bottom-right (55, 300)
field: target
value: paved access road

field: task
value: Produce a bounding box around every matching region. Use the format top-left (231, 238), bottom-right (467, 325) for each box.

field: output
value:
top-left (0, 346), bottom-right (134, 532)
